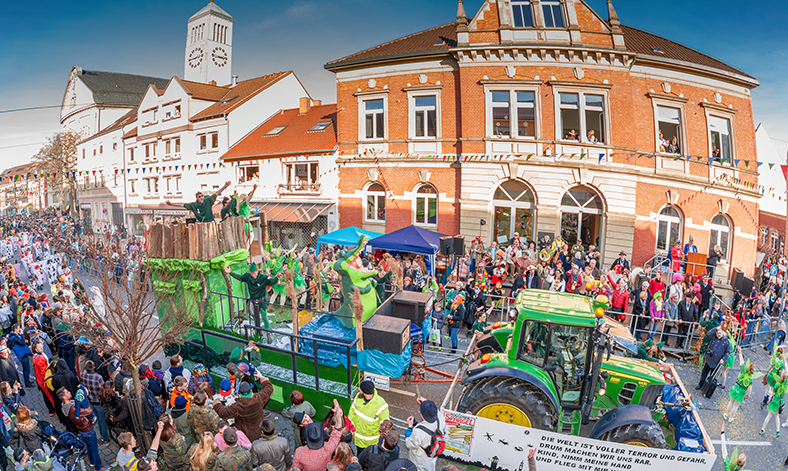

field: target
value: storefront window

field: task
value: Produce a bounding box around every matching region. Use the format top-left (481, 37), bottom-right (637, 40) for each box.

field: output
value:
top-left (560, 185), bottom-right (603, 250)
top-left (656, 206), bottom-right (682, 251)
top-left (709, 214), bottom-right (731, 260)
top-left (493, 180), bottom-right (535, 245)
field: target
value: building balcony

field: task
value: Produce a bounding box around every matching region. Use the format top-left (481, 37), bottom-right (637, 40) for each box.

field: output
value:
top-left (277, 182), bottom-right (322, 196)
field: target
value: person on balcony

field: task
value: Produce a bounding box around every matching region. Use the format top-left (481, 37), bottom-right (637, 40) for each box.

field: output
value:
top-left (165, 181), bottom-right (231, 223)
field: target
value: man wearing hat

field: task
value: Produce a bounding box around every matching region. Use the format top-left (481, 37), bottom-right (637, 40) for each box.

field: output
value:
top-left (632, 339), bottom-right (665, 362)
top-left (610, 251), bottom-right (629, 272)
top-left (215, 427), bottom-right (252, 471)
top-left (281, 390), bottom-right (315, 449)
top-left (349, 380), bottom-right (390, 455)
top-left (215, 379), bottom-right (237, 424)
top-left (292, 404), bottom-right (345, 471)
top-left (405, 398), bottom-right (441, 471)
top-left (213, 370), bottom-right (273, 442)
top-left (223, 263), bottom-right (281, 328)
top-left (165, 180), bottom-right (231, 223)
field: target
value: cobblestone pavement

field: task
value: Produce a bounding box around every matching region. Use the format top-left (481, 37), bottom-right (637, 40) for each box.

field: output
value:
top-left (677, 345), bottom-right (788, 471)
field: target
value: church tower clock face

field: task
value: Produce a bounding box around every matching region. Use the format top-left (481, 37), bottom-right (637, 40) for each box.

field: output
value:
top-left (212, 47), bottom-right (228, 67)
top-left (188, 48), bottom-right (203, 68)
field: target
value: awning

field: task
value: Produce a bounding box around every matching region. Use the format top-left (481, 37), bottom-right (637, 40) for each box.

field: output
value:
top-left (258, 202), bottom-right (332, 223)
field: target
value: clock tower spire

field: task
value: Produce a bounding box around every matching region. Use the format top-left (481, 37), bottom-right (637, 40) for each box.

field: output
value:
top-left (184, 1), bottom-right (233, 85)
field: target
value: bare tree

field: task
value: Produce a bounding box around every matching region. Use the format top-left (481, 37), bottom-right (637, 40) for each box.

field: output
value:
top-left (68, 254), bottom-right (197, 446)
top-left (31, 131), bottom-right (80, 215)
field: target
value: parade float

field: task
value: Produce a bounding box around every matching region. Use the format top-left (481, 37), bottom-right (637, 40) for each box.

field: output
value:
top-left (149, 222), bottom-right (421, 413)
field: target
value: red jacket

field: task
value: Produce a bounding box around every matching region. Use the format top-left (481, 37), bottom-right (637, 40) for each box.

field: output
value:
top-left (611, 289), bottom-right (629, 310)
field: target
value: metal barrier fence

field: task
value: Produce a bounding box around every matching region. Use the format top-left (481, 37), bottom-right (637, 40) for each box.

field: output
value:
top-left (184, 318), bottom-right (357, 398)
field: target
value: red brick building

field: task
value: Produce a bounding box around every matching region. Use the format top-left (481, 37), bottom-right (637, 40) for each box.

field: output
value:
top-left (325, 0), bottom-right (761, 278)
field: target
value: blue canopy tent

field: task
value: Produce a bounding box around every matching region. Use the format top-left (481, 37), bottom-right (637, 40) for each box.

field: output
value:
top-left (316, 226), bottom-right (384, 255)
top-left (367, 225), bottom-right (446, 277)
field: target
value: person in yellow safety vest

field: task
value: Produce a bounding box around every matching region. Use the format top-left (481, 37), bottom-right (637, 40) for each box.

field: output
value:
top-left (348, 380), bottom-right (389, 455)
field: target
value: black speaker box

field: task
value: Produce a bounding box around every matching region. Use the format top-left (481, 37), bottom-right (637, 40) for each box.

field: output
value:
top-left (390, 290), bottom-right (433, 326)
top-left (453, 235), bottom-right (465, 256)
top-left (440, 236), bottom-right (454, 256)
top-left (731, 268), bottom-right (744, 290)
top-left (738, 276), bottom-right (754, 296)
top-left (362, 315), bottom-right (411, 355)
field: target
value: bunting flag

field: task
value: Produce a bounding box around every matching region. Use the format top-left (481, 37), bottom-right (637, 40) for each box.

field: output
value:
top-left (598, 153), bottom-right (604, 163)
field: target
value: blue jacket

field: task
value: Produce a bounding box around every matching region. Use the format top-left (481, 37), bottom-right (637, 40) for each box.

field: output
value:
top-left (6, 333), bottom-right (30, 360)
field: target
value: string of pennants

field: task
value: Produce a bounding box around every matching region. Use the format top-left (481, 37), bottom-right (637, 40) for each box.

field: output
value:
top-left (333, 149), bottom-right (773, 168)
top-left (1, 150), bottom-right (782, 197)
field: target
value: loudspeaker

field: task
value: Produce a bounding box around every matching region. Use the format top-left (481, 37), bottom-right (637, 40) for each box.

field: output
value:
top-left (731, 268), bottom-right (744, 291)
top-left (453, 235), bottom-right (465, 256)
top-left (440, 236), bottom-right (454, 256)
top-left (390, 290), bottom-right (433, 326)
top-left (736, 276), bottom-right (754, 296)
top-left (363, 315), bottom-right (411, 355)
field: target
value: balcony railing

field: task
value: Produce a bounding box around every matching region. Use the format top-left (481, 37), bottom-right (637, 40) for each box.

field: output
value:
top-left (277, 182), bottom-right (321, 195)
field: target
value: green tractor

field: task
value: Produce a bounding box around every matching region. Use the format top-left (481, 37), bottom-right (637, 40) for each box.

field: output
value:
top-left (458, 289), bottom-right (669, 448)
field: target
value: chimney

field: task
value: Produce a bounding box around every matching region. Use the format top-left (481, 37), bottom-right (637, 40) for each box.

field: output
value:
top-left (299, 97), bottom-right (311, 114)
top-left (208, 80), bottom-right (217, 86)
top-left (231, 75), bottom-right (238, 87)
top-left (313, 100), bottom-right (322, 106)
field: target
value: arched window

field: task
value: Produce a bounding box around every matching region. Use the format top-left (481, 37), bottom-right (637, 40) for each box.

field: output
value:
top-left (656, 206), bottom-right (682, 252)
top-left (709, 214), bottom-right (731, 260)
top-left (493, 180), bottom-right (536, 244)
top-left (365, 182), bottom-right (386, 222)
top-left (560, 185), bottom-right (604, 249)
top-left (414, 184), bottom-right (437, 226)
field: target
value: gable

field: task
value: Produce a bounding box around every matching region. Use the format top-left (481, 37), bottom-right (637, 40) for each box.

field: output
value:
top-left (574, 0), bottom-right (609, 32)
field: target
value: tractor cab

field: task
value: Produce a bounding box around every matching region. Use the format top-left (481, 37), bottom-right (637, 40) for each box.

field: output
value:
top-left (517, 320), bottom-right (591, 407)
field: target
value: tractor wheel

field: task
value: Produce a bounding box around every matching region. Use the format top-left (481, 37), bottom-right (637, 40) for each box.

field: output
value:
top-left (457, 377), bottom-right (556, 431)
top-left (601, 422), bottom-right (667, 448)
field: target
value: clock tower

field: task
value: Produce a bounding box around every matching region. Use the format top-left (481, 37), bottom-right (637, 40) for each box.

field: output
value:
top-left (184, 1), bottom-right (233, 85)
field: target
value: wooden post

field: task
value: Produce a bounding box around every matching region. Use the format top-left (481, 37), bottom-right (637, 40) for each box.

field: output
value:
top-left (260, 211), bottom-right (269, 244)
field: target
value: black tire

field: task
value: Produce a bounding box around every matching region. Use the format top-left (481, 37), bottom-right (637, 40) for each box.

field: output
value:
top-left (601, 422), bottom-right (667, 449)
top-left (457, 377), bottom-right (557, 431)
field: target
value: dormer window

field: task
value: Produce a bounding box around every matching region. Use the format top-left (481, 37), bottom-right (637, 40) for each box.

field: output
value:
top-left (542, 0), bottom-right (565, 28)
top-left (512, 0), bottom-right (534, 28)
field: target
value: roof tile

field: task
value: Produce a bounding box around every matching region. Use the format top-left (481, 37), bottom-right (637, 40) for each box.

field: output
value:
top-left (621, 25), bottom-right (753, 80)
top-left (189, 72), bottom-right (292, 121)
top-left (325, 22), bottom-right (753, 82)
top-left (221, 104), bottom-right (337, 160)
top-left (79, 70), bottom-right (170, 106)
top-left (325, 23), bottom-right (457, 68)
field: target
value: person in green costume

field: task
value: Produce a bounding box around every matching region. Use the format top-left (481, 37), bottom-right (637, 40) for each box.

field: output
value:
top-left (723, 345), bottom-right (755, 423)
top-left (221, 184), bottom-right (257, 220)
top-left (630, 339), bottom-right (665, 362)
top-left (333, 236), bottom-right (381, 329)
top-left (719, 422), bottom-right (751, 471)
top-left (719, 326), bottom-right (737, 389)
top-left (760, 368), bottom-right (787, 438)
top-left (166, 180), bottom-right (231, 222)
top-left (761, 345), bottom-right (788, 410)
top-left (223, 262), bottom-right (280, 328)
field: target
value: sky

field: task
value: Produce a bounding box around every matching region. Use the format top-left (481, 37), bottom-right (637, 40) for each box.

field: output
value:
top-left (1, 0), bottom-right (786, 165)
